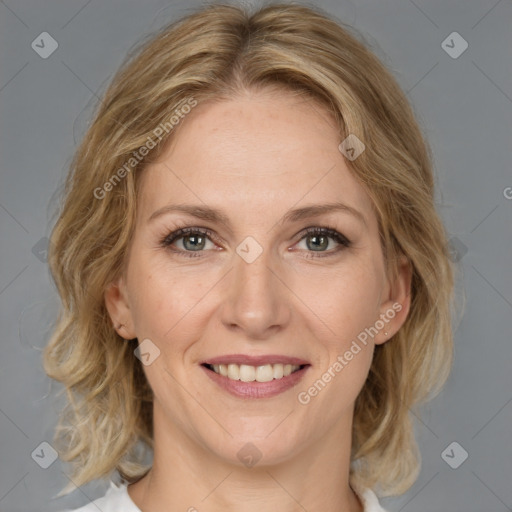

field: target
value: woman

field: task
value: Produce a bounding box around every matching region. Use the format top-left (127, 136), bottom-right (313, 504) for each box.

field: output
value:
top-left (45, 3), bottom-right (456, 511)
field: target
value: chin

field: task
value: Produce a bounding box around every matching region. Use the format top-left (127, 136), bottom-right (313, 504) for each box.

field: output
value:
top-left (202, 428), bottom-right (305, 470)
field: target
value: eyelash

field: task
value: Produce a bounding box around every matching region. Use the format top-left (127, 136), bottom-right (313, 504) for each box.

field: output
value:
top-left (159, 225), bottom-right (351, 259)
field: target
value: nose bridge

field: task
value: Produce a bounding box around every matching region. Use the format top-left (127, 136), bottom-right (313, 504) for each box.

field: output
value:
top-left (221, 240), bottom-right (289, 337)
top-left (235, 247), bottom-right (274, 296)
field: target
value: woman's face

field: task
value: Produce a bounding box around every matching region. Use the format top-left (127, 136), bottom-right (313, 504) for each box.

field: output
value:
top-left (106, 89), bottom-right (411, 468)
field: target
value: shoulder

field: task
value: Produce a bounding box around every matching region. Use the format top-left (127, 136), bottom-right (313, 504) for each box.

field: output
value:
top-left (57, 479), bottom-right (385, 512)
top-left (57, 481), bottom-right (141, 512)
top-left (352, 482), bottom-right (389, 512)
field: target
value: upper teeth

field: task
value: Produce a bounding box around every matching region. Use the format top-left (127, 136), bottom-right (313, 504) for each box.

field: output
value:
top-left (210, 363), bottom-right (301, 382)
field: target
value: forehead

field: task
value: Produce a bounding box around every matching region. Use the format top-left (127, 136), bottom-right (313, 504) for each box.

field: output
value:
top-left (138, 90), bottom-right (374, 227)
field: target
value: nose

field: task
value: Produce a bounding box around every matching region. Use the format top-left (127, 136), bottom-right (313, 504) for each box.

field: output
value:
top-left (220, 245), bottom-right (291, 340)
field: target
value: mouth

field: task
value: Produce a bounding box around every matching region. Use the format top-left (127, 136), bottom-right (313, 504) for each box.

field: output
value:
top-left (199, 356), bottom-right (311, 399)
top-left (201, 362), bottom-right (307, 382)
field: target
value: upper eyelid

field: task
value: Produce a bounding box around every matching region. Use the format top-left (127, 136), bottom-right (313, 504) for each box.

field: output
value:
top-left (163, 225), bottom-right (350, 247)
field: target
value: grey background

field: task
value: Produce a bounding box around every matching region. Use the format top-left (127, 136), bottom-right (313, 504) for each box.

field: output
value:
top-left (0, 0), bottom-right (511, 511)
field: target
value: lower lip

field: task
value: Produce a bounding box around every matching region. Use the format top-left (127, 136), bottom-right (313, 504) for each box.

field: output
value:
top-left (201, 365), bottom-right (310, 399)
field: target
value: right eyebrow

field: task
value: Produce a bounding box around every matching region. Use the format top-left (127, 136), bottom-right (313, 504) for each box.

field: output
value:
top-left (148, 204), bottom-right (231, 227)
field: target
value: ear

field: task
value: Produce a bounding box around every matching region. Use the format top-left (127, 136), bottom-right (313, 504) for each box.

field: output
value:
top-left (104, 275), bottom-right (137, 340)
top-left (374, 254), bottom-right (413, 345)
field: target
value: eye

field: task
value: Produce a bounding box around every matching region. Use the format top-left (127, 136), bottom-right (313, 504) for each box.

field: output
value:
top-left (160, 227), bottom-right (218, 258)
top-left (160, 225), bottom-right (351, 259)
top-left (293, 227), bottom-right (351, 258)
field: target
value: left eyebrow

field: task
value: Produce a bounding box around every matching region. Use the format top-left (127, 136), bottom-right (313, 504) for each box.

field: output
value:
top-left (148, 201), bottom-right (367, 228)
top-left (279, 202), bottom-right (367, 228)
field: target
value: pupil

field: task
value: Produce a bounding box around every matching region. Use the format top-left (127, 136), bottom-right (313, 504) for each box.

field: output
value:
top-left (307, 234), bottom-right (328, 251)
top-left (184, 234), bottom-right (205, 251)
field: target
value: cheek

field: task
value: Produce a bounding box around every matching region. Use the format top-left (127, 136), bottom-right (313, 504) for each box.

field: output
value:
top-left (126, 253), bottom-right (215, 346)
top-left (297, 265), bottom-right (380, 411)
top-left (125, 252), bottom-right (174, 338)
top-left (304, 259), bottom-right (383, 342)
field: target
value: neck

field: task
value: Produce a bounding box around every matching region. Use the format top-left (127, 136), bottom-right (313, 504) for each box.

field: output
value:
top-left (128, 404), bottom-right (363, 512)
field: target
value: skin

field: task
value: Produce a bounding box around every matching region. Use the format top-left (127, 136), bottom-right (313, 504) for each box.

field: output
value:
top-left (105, 88), bottom-right (412, 512)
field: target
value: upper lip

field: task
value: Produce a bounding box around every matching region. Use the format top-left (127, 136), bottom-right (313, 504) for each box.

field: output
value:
top-left (201, 354), bottom-right (310, 366)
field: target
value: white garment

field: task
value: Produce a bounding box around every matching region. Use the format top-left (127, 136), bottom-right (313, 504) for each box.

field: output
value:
top-left (60, 479), bottom-right (388, 511)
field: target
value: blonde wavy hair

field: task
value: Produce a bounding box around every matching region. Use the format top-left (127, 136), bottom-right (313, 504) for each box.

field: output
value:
top-left (44, 1), bottom-right (458, 498)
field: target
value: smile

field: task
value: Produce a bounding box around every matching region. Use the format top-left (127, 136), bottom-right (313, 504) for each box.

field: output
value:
top-left (200, 357), bottom-right (311, 399)
top-left (203, 363), bottom-right (302, 382)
